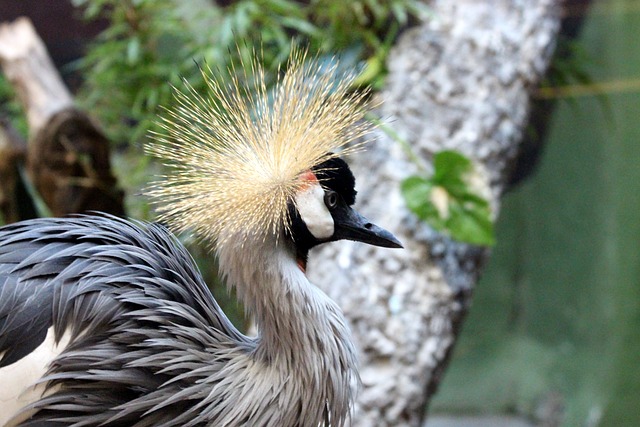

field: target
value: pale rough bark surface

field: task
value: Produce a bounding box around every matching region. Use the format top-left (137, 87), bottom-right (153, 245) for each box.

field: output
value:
top-left (0, 17), bottom-right (125, 217)
top-left (0, 17), bottom-right (73, 135)
top-left (308, 1), bottom-right (561, 426)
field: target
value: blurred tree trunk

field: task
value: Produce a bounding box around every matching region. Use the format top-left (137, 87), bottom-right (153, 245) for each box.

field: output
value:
top-left (309, 1), bottom-right (561, 426)
top-left (0, 17), bottom-right (124, 220)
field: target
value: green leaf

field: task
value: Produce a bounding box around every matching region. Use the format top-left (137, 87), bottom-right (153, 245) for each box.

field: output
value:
top-left (281, 17), bottom-right (321, 37)
top-left (432, 150), bottom-right (472, 188)
top-left (390, 2), bottom-right (408, 25)
top-left (401, 176), bottom-right (431, 217)
top-left (126, 37), bottom-right (141, 65)
top-left (353, 56), bottom-right (383, 88)
top-left (401, 150), bottom-right (495, 246)
top-left (401, 176), bottom-right (445, 230)
top-left (447, 201), bottom-right (495, 246)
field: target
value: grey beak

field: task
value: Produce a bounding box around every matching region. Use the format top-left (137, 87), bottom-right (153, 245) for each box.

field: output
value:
top-left (334, 206), bottom-right (403, 249)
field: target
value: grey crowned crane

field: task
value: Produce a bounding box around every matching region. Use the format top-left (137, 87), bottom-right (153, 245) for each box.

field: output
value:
top-left (0, 51), bottom-right (401, 426)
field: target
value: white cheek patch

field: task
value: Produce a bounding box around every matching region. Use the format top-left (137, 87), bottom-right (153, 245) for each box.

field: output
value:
top-left (295, 182), bottom-right (335, 240)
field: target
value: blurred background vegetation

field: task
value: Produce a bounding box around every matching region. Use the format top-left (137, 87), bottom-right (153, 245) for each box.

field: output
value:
top-left (0, 0), bottom-right (639, 425)
top-left (70, 0), bottom-right (429, 145)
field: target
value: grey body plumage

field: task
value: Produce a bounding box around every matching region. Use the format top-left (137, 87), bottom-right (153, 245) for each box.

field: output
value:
top-left (0, 214), bottom-right (359, 426)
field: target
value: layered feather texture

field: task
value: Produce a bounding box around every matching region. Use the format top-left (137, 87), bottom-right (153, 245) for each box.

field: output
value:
top-left (146, 50), bottom-right (371, 246)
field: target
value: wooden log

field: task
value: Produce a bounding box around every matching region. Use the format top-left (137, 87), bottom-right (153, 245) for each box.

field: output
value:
top-left (0, 119), bottom-right (37, 223)
top-left (0, 17), bottom-right (72, 135)
top-left (0, 17), bottom-right (124, 217)
top-left (27, 108), bottom-right (125, 216)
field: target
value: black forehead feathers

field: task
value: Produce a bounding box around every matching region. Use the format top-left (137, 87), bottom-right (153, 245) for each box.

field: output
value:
top-left (312, 157), bottom-right (357, 206)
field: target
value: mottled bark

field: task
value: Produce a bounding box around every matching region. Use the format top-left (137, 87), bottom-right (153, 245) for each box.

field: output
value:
top-left (0, 17), bottom-right (124, 217)
top-left (308, 2), bottom-right (561, 426)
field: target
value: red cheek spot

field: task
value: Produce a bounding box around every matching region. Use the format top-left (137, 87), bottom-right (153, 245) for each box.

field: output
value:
top-left (298, 170), bottom-right (318, 190)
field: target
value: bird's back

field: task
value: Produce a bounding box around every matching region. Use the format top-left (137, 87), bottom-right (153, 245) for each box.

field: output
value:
top-left (0, 214), bottom-right (248, 426)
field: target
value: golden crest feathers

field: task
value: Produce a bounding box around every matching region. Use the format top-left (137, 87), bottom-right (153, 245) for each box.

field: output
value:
top-left (145, 49), bottom-right (371, 246)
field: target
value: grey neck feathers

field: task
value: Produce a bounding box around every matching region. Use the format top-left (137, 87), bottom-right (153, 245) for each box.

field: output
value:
top-left (216, 234), bottom-right (358, 426)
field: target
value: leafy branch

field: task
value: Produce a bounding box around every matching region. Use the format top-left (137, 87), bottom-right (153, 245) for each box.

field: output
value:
top-left (368, 113), bottom-right (495, 245)
top-left (71, 0), bottom-right (431, 144)
top-left (369, 114), bottom-right (495, 246)
top-left (401, 150), bottom-right (495, 246)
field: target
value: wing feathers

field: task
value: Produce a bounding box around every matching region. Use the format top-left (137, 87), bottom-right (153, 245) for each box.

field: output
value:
top-left (0, 214), bottom-right (246, 424)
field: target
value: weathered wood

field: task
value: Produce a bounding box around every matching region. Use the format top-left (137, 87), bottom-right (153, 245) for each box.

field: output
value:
top-left (308, 1), bottom-right (562, 426)
top-left (0, 17), bottom-right (73, 135)
top-left (0, 119), bottom-right (36, 223)
top-left (27, 108), bottom-right (125, 216)
top-left (0, 17), bottom-right (124, 217)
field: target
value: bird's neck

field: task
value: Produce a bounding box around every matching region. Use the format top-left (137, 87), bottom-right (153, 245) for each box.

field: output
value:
top-left (216, 234), bottom-right (358, 424)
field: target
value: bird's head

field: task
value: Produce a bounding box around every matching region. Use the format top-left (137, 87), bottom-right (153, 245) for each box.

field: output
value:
top-left (288, 157), bottom-right (401, 271)
top-left (146, 48), bottom-right (401, 257)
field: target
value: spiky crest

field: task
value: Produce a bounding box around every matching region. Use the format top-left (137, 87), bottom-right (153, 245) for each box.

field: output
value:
top-left (146, 48), bottom-right (371, 247)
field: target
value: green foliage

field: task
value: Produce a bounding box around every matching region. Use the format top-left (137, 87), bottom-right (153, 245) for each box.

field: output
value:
top-left (545, 36), bottom-right (595, 90)
top-left (0, 75), bottom-right (28, 138)
top-left (71, 0), bottom-right (430, 145)
top-left (401, 150), bottom-right (495, 246)
top-left (540, 35), bottom-right (610, 115)
top-left (369, 117), bottom-right (495, 246)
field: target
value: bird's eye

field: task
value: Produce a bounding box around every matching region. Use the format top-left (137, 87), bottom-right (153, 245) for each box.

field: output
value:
top-left (324, 191), bottom-right (338, 208)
